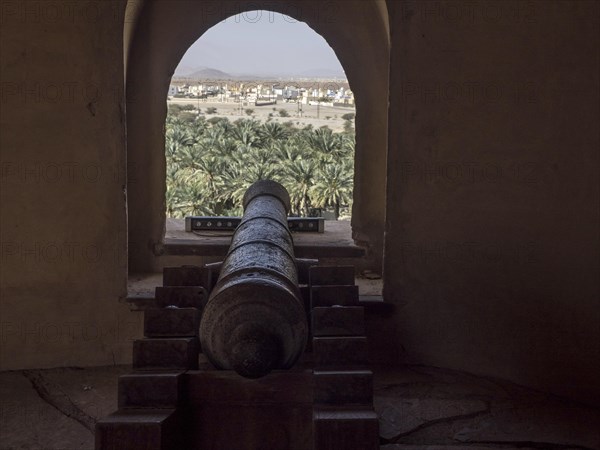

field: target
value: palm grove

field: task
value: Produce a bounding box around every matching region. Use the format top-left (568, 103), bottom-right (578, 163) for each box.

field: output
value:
top-left (165, 104), bottom-right (355, 219)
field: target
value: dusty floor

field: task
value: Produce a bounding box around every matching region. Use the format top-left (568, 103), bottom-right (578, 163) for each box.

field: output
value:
top-left (1, 365), bottom-right (598, 449)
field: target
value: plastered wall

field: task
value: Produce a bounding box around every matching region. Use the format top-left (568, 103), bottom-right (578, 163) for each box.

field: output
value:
top-left (0, 0), bottom-right (142, 370)
top-left (384, 0), bottom-right (600, 405)
top-left (0, 0), bottom-right (598, 409)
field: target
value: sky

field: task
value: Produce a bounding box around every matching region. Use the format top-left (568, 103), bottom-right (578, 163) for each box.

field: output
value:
top-left (176, 11), bottom-right (345, 77)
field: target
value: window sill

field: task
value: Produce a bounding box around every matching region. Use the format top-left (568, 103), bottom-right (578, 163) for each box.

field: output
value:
top-left (156, 218), bottom-right (366, 259)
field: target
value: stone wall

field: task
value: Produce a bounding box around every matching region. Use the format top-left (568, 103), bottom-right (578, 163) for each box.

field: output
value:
top-left (0, 0), bottom-right (142, 370)
top-left (384, 0), bottom-right (600, 405)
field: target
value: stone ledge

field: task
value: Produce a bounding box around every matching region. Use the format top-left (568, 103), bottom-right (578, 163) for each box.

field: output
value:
top-left (161, 218), bottom-right (366, 259)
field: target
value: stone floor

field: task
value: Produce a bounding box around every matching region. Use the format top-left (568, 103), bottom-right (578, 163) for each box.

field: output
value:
top-left (375, 366), bottom-right (600, 449)
top-left (1, 365), bottom-right (598, 450)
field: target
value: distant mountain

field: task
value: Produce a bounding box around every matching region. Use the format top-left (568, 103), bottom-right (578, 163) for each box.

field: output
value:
top-left (186, 67), bottom-right (233, 80)
top-left (173, 65), bottom-right (347, 81)
top-left (174, 65), bottom-right (199, 77)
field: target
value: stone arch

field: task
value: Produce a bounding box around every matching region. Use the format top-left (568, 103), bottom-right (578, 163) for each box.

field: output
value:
top-left (125, 0), bottom-right (390, 272)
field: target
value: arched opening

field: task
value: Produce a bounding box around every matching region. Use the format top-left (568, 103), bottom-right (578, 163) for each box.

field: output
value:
top-left (125, 0), bottom-right (389, 275)
top-left (164, 12), bottom-right (356, 224)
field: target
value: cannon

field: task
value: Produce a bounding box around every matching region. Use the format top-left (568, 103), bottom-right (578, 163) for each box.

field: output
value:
top-left (96, 180), bottom-right (379, 450)
top-left (199, 180), bottom-right (309, 378)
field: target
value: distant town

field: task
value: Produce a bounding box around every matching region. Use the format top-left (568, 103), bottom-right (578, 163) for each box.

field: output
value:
top-left (168, 74), bottom-right (355, 133)
top-left (169, 77), bottom-right (355, 107)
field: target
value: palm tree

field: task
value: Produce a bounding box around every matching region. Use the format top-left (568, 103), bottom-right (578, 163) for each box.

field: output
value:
top-left (189, 155), bottom-right (226, 213)
top-left (223, 162), bottom-right (279, 211)
top-left (306, 127), bottom-right (344, 159)
top-left (273, 141), bottom-right (303, 163)
top-left (312, 161), bottom-right (354, 219)
top-left (189, 116), bottom-right (208, 139)
top-left (284, 159), bottom-right (317, 216)
top-left (165, 164), bottom-right (186, 217)
top-left (260, 121), bottom-right (290, 144)
top-left (165, 122), bottom-right (194, 160)
top-left (164, 107), bottom-right (356, 219)
top-left (176, 177), bottom-right (217, 216)
top-left (232, 119), bottom-right (262, 148)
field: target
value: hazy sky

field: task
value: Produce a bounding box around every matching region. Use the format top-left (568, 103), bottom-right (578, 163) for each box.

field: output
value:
top-left (176, 11), bottom-right (345, 76)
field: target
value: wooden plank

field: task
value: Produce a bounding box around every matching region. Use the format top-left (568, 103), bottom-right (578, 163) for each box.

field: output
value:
top-left (189, 404), bottom-right (312, 450)
top-left (144, 308), bottom-right (200, 337)
top-left (313, 407), bottom-right (379, 450)
top-left (133, 338), bottom-right (199, 371)
top-left (155, 286), bottom-right (206, 308)
top-left (95, 409), bottom-right (181, 450)
top-left (185, 370), bottom-right (313, 450)
top-left (162, 265), bottom-right (207, 287)
top-left (309, 265), bottom-right (355, 286)
top-left (311, 285), bottom-right (359, 307)
top-left (296, 258), bottom-right (319, 284)
top-left (314, 370), bottom-right (373, 405)
top-left (186, 370), bottom-right (313, 405)
top-left (118, 373), bottom-right (183, 409)
top-left (300, 285), bottom-right (313, 352)
top-left (313, 337), bottom-right (368, 368)
top-left (312, 306), bottom-right (365, 337)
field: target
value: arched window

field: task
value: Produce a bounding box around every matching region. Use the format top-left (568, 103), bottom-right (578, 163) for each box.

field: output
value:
top-left (125, 1), bottom-right (389, 274)
top-left (164, 13), bottom-right (355, 223)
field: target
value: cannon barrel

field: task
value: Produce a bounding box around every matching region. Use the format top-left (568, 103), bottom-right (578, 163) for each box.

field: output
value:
top-left (199, 180), bottom-right (308, 378)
